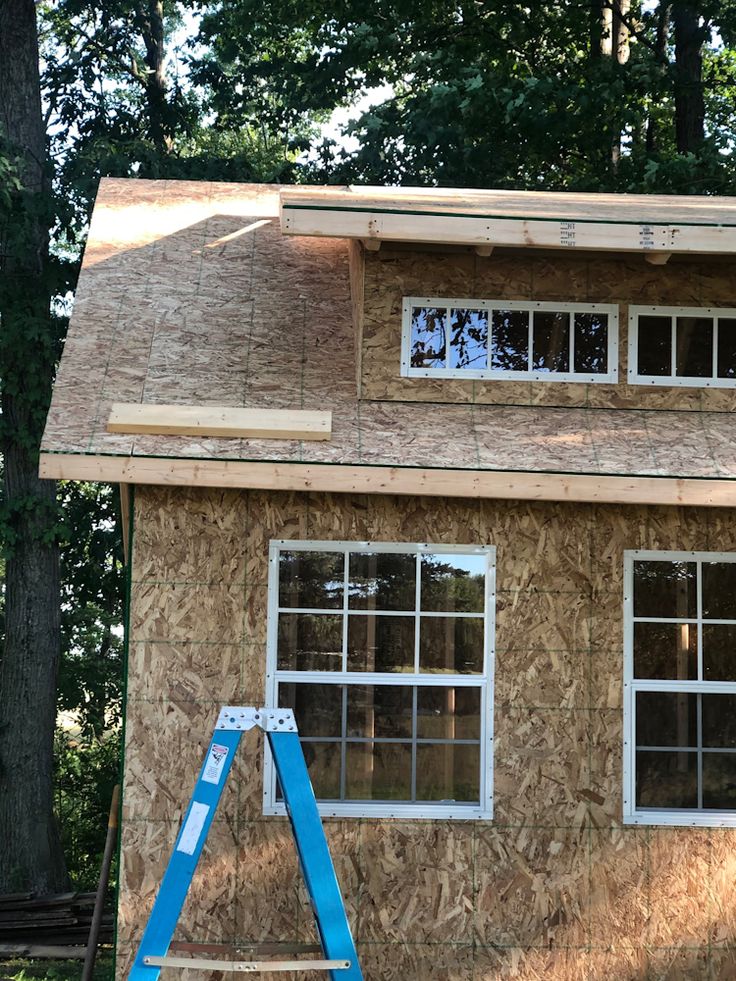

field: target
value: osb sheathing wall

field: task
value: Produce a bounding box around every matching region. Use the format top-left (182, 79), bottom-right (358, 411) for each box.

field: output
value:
top-left (359, 245), bottom-right (736, 412)
top-left (117, 486), bottom-right (736, 981)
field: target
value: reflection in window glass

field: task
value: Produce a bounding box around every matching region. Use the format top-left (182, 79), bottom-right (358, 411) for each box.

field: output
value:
top-left (416, 686), bottom-right (481, 740)
top-left (282, 742), bottom-right (341, 800)
top-left (347, 614), bottom-right (414, 673)
top-left (702, 755), bottom-right (736, 808)
top-left (532, 311), bottom-right (570, 372)
top-left (633, 621), bottom-right (697, 680)
top-left (574, 313), bottom-right (608, 373)
top-left (416, 744), bottom-right (480, 802)
top-left (718, 319), bottom-right (736, 379)
top-left (279, 551), bottom-right (344, 609)
top-left (636, 751), bottom-right (697, 809)
top-left (448, 309), bottom-right (488, 370)
top-left (419, 617), bottom-right (484, 673)
top-left (676, 317), bottom-right (713, 377)
top-left (491, 310), bottom-right (529, 371)
top-left (637, 316), bottom-right (672, 376)
top-left (278, 683), bottom-right (343, 737)
top-left (410, 307), bottom-right (447, 368)
top-left (346, 685), bottom-right (413, 738)
top-left (277, 613), bottom-right (343, 671)
top-left (702, 563), bottom-right (736, 619)
top-left (345, 742), bottom-right (412, 800)
top-left (633, 561), bottom-right (696, 618)
top-left (703, 624), bottom-right (736, 681)
top-left (349, 552), bottom-right (416, 611)
top-left (421, 553), bottom-right (486, 613)
top-left (702, 694), bottom-right (736, 748)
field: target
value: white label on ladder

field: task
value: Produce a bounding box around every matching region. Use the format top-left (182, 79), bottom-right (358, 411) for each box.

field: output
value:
top-left (202, 743), bottom-right (229, 785)
top-left (176, 802), bottom-right (209, 856)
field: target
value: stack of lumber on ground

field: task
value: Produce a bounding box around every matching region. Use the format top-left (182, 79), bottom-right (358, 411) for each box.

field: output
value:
top-left (0, 892), bottom-right (113, 948)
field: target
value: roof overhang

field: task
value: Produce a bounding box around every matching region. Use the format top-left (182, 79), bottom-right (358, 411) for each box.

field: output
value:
top-left (280, 185), bottom-right (736, 258)
top-left (39, 453), bottom-right (736, 508)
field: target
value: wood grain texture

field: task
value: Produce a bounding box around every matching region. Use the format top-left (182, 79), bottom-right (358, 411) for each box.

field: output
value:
top-left (107, 403), bottom-right (332, 440)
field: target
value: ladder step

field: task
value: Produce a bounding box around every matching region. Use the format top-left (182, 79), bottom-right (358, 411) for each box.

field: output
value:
top-left (144, 954), bottom-right (352, 973)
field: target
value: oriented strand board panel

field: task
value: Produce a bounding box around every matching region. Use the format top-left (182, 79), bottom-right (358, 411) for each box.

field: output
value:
top-left (361, 244), bottom-right (736, 413)
top-left (40, 177), bottom-right (736, 502)
top-left (118, 484), bottom-right (736, 980)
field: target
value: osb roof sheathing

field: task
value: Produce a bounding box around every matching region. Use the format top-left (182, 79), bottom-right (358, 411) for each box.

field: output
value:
top-left (40, 178), bottom-right (736, 504)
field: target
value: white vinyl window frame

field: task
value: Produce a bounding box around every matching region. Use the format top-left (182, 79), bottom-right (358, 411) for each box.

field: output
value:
top-left (628, 305), bottom-right (736, 388)
top-left (263, 540), bottom-right (496, 820)
top-left (623, 549), bottom-right (736, 828)
top-left (401, 296), bottom-right (619, 383)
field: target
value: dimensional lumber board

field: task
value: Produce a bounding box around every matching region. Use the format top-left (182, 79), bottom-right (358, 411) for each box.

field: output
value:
top-left (280, 186), bottom-right (736, 255)
top-left (107, 404), bottom-right (332, 441)
top-left (38, 453), bottom-right (736, 507)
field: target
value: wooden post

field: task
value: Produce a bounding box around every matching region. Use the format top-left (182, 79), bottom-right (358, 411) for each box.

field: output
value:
top-left (81, 784), bottom-right (120, 981)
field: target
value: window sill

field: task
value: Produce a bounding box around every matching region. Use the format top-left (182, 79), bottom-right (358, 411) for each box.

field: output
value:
top-left (264, 801), bottom-right (493, 821)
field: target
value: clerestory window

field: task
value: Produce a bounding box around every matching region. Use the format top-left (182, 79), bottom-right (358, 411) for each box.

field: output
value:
top-left (628, 306), bottom-right (736, 387)
top-left (401, 297), bottom-right (618, 383)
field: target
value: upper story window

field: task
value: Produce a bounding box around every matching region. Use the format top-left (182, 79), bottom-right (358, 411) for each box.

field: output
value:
top-left (624, 550), bottom-right (736, 828)
top-left (401, 297), bottom-right (618, 383)
top-left (628, 306), bottom-right (736, 388)
top-left (264, 540), bottom-right (495, 820)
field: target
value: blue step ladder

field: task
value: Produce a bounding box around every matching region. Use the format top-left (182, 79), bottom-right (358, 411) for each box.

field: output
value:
top-left (128, 706), bottom-right (363, 979)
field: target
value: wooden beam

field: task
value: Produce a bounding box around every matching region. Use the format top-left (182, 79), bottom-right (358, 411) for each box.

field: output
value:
top-left (39, 453), bottom-right (736, 509)
top-left (106, 404), bottom-right (332, 441)
top-left (118, 483), bottom-right (131, 565)
top-left (475, 244), bottom-right (494, 257)
top-left (360, 238), bottom-right (381, 252)
top-left (644, 251), bottom-right (672, 265)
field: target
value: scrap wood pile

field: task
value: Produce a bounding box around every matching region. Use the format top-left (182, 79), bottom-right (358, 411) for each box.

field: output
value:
top-left (0, 892), bottom-right (113, 950)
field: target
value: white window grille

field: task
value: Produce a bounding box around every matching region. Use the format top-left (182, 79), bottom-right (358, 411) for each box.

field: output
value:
top-left (628, 305), bottom-right (736, 388)
top-left (624, 550), bottom-right (736, 827)
top-left (401, 297), bottom-right (618, 383)
top-left (264, 541), bottom-right (495, 819)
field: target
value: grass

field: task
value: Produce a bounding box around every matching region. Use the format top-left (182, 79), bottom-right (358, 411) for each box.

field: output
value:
top-left (0, 957), bottom-right (113, 981)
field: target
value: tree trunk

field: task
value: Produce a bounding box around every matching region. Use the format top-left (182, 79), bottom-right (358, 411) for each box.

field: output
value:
top-left (646, 2), bottom-right (671, 153)
top-left (598, 1), bottom-right (631, 171)
top-left (672, 3), bottom-right (706, 153)
top-left (0, 0), bottom-right (68, 894)
top-left (141, 0), bottom-right (169, 153)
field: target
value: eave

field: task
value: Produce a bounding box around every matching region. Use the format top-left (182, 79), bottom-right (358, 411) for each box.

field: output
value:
top-left (280, 186), bottom-right (736, 258)
top-left (39, 453), bottom-right (736, 508)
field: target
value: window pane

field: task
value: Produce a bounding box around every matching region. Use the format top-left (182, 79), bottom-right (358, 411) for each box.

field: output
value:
top-left (448, 308), bottom-right (488, 370)
top-left (301, 742), bottom-right (341, 799)
top-left (637, 316), bottom-right (671, 376)
top-left (702, 753), bottom-right (736, 809)
top-left (347, 614), bottom-right (415, 673)
top-left (717, 318), bottom-right (736, 378)
top-left (633, 560), bottom-right (696, 618)
top-left (636, 750), bottom-right (697, 808)
top-left (702, 562), bottom-right (736, 619)
top-left (345, 742), bottom-right (412, 800)
top-left (676, 316), bottom-right (713, 377)
top-left (348, 552), bottom-right (416, 611)
top-left (702, 694), bottom-right (736, 748)
top-left (420, 553), bottom-right (486, 613)
top-left (279, 551), bottom-right (344, 609)
top-left (703, 624), bottom-right (736, 681)
top-left (277, 613), bottom-right (343, 671)
top-left (410, 307), bottom-right (447, 368)
top-left (346, 685), bottom-right (413, 738)
top-left (416, 686), bottom-right (481, 740)
top-left (636, 692), bottom-right (697, 747)
top-left (532, 311), bottom-right (570, 372)
top-left (416, 744), bottom-right (480, 802)
top-left (633, 621), bottom-right (697, 680)
top-left (574, 312), bottom-right (608, 374)
top-left (491, 310), bottom-right (529, 371)
top-left (278, 683), bottom-right (342, 737)
top-left (419, 616), bottom-right (484, 673)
